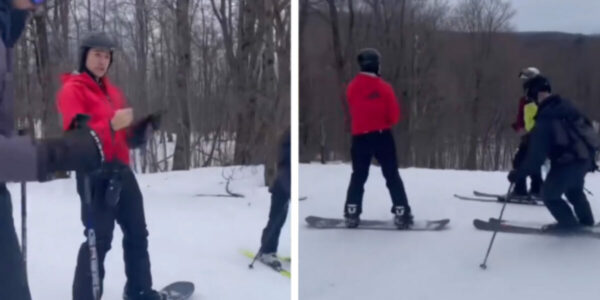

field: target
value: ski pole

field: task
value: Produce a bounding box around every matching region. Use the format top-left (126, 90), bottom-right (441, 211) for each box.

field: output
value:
top-left (84, 175), bottom-right (101, 300)
top-left (18, 127), bottom-right (28, 275)
top-left (584, 187), bottom-right (594, 197)
top-left (480, 183), bottom-right (515, 270)
top-left (248, 250), bottom-right (262, 269)
top-left (21, 181), bottom-right (26, 276)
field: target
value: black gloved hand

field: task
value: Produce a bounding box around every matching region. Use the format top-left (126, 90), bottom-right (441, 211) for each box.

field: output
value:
top-left (127, 111), bottom-right (164, 148)
top-left (507, 170), bottom-right (520, 183)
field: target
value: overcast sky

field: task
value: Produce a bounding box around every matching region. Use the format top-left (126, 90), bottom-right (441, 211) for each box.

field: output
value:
top-left (446, 0), bottom-right (600, 34)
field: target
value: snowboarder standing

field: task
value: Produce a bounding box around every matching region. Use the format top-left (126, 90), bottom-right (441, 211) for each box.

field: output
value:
top-left (508, 75), bottom-right (596, 230)
top-left (509, 67), bottom-right (544, 200)
top-left (1, 1), bottom-right (105, 299)
top-left (343, 48), bottom-right (413, 229)
top-left (56, 31), bottom-right (164, 300)
top-left (257, 128), bottom-right (290, 268)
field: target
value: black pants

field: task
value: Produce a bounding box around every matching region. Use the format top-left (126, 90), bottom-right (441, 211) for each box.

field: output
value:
top-left (259, 183), bottom-right (290, 254)
top-left (344, 130), bottom-right (410, 216)
top-left (542, 161), bottom-right (594, 226)
top-left (0, 184), bottom-right (32, 300)
top-left (513, 136), bottom-right (543, 195)
top-left (73, 166), bottom-right (153, 300)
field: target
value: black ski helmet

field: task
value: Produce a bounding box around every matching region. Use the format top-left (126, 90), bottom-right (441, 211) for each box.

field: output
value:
top-left (523, 75), bottom-right (551, 102)
top-left (357, 48), bottom-right (381, 75)
top-left (78, 31), bottom-right (118, 73)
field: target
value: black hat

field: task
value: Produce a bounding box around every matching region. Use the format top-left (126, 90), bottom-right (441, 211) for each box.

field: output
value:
top-left (357, 48), bottom-right (381, 75)
top-left (523, 75), bottom-right (551, 102)
top-left (78, 32), bottom-right (118, 73)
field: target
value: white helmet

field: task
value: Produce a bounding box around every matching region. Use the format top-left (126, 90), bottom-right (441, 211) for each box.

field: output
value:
top-left (518, 67), bottom-right (540, 80)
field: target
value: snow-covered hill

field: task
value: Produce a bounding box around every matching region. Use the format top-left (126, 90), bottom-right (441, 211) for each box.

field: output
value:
top-left (300, 163), bottom-right (600, 300)
top-left (7, 166), bottom-right (290, 299)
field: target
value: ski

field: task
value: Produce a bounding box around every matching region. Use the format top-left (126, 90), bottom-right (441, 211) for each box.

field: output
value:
top-left (473, 190), bottom-right (542, 203)
top-left (305, 216), bottom-right (450, 231)
top-left (473, 191), bottom-right (506, 198)
top-left (473, 218), bottom-right (600, 238)
top-left (241, 250), bottom-right (290, 278)
top-left (240, 249), bottom-right (291, 262)
top-left (159, 281), bottom-right (195, 300)
top-left (454, 194), bottom-right (543, 206)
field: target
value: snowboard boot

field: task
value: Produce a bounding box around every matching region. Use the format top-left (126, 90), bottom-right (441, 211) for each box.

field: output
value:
top-left (258, 252), bottom-right (283, 270)
top-left (123, 288), bottom-right (168, 300)
top-left (36, 115), bottom-right (104, 181)
top-left (393, 206), bottom-right (413, 229)
top-left (344, 204), bottom-right (360, 228)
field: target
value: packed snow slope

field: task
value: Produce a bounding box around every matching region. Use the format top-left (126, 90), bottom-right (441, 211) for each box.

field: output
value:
top-left (300, 163), bottom-right (600, 300)
top-left (7, 166), bottom-right (290, 300)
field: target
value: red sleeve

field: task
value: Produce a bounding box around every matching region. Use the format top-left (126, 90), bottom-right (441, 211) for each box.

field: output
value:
top-left (511, 97), bottom-right (526, 131)
top-left (386, 83), bottom-right (401, 126)
top-left (56, 83), bottom-right (114, 156)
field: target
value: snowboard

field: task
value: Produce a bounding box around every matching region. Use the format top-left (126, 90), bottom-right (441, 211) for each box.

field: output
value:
top-left (241, 249), bottom-right (291, 278)
top-left (453, 193), bottom-right (543, 206)
top-left (473, 218), bottom-right (600, 238)
top-left (160, 281), bottom-right (195, 300)
top-left (305, 216), bottom-right (450, 231)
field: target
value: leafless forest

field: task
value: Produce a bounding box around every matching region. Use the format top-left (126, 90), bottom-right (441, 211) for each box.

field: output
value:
top-left (12, 0), bottom-right (290, 184)
top-left (300, 0), bottom-right (600, 170)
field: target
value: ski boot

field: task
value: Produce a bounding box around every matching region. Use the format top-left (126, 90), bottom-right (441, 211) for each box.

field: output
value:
top-left (258, 252), bottom-right (283, 270)
top-left (344, 204), bottom-right (360, 228)
top-left (393, 206), bottom-right (413, 229)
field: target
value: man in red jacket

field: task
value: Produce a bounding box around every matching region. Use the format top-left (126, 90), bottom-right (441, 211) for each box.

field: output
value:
top-left (57, 32), bottom-right (164, 300)
top-left (344, 48), bottom-right (413, 229)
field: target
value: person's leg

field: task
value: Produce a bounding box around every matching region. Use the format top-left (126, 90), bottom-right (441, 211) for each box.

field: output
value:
top-left (0, 184), bottom-right (32, 300)
top-left (529, 168), bottom-right (543, 197)
top-left (259, 184), bottom-right (290, 254)
top-left (512, 140), bottom-right (528, 196)
top-left (344, 134), bottom-right (373, 218)
top-left (541, 166), bottom-right (579, 227)
top-left (372, 131), bottom-right (411, 215)
top-left (72, 174), bottom-right (116, 300)
top-left (116, 169), bottom-right (154, 297)
top-left (564, 163), bottom-right (594, 226)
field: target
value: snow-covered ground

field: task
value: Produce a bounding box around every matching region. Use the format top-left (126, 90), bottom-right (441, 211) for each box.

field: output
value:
top-left (7, 166), bottom-right (290, 299)
top-left (300, 163), bottom-right (600, 300)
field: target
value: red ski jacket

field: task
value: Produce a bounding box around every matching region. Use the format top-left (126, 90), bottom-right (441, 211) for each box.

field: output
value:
top-left (57, 72), bottom-right (130, 164)
top-left (347, 73), bottom-right (402, 135)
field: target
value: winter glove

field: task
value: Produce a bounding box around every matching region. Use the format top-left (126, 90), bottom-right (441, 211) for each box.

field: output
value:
top-left (127, 111), bottom-right (164, 149)
top-left (507, 170), bottom-right (520, 183)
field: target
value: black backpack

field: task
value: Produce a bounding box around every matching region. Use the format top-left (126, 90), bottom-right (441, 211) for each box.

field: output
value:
top-left (563, 116), bottom-right (600, 171)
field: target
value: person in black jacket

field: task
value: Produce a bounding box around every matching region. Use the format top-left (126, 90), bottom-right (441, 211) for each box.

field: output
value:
top-left (508, 75), bottom-right (595, 230)
top-left (257, 128), bottom-right (290, 268)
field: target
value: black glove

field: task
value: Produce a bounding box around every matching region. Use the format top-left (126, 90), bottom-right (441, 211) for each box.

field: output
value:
top-left (507, 169), bottom-right (520, 183)
top-left (127, 111), bottom-right (163, 148)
